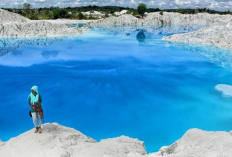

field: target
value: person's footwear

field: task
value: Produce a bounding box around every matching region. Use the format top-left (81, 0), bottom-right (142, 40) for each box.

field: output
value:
top-left (38, 127), bottom-right (42, 133)
top-left (34, 127), bottom-right (38, 133)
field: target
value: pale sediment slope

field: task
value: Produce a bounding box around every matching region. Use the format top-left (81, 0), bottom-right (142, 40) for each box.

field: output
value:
top-left (92, 12), bottom-right (232, 26)
top-left (0, 9), bottom-right (30, 24)
top-left (92, 14), bottom-right (138, 26)
top-left (215, 84), bottom-right (232, 97)
top-left (0, 123), bottom-right (146, 157)
top-left (0, 9), bottom-right (84, 38)
top-left (0, 140), bottom-right (4, 146)
top-left (37, 19), bottom-right (95, 24)
top-left (149, 128), bottom-right (232, 157)
top-left (163, 23), bottom-right (232, 49)
top-left (0, 21), bottom-right (85, 38)
top-left (1, 123), bottom-right (232, 157)
top-left (142, 12), bottom-right (231, 26)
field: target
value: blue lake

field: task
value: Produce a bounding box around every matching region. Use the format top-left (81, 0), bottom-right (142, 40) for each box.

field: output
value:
top-left (1, 27), bottom-right (232, 153)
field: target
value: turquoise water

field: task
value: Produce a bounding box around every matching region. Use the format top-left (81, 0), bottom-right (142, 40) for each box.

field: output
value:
top-left (1, 28), bottom-right (232, 153)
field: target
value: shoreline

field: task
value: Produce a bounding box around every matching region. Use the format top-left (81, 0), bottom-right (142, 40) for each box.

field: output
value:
top-left (33, 19), bottom-right (97, 25)
top-left (1, 8), bottom-right (232, 49)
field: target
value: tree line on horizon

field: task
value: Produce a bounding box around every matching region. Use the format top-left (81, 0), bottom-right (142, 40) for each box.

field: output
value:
top-left (2, 3), bottom-right (231, 20)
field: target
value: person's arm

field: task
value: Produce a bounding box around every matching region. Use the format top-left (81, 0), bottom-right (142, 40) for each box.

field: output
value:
top-left (39, 94), bottom-right (42, 104)
top-left (28, 95), bottom-right (33, 108)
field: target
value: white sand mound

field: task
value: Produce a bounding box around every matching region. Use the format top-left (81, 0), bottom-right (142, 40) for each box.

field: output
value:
top-left (163, 23), bottom-right (232, 49)
top-left (1, 123), bottom-right (232, 157)
top-left (92, 14), bottom-right (138, 26)
top-left (0, 123), bottom-right (146, 157)
top-left (215, 84), bottom-right (232, 97)
top-left (92, 12), bottom-right (232, 27)
top-left (0, 140), bottom-right (4, 146)
top-left (0, 9), bottom-right (84, 38)
top-left (149, 128), bottom-right (232, 157)
top-left (0, 21), bottom-right (84, 38)
top-left (0, 9), bottom-right (30, 24)
top-left (142, 12), bottom-right (231, 26)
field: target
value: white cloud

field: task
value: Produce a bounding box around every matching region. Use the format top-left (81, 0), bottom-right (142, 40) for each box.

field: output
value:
top-left (35, 0), bottom-right (45, 2)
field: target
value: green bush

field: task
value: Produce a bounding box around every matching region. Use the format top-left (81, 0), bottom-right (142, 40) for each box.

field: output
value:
top-left (53, 9), bottom-right (60, 19)
top-left (27, 14), bottom-right (38, 20)
top-left (104, 13), bottom-right (109, 18)
top-left (126, 10), bottom-right (133, 14)
top-left (78, 12), bottom-right (85, 19)
top-left (59, 9), bottom-right (69, 18)
top-left (137, 4), bottom-right (147, 17)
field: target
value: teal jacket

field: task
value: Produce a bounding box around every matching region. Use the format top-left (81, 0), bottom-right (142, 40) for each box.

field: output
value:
top-left (28, 94), bottom-right (42, 113)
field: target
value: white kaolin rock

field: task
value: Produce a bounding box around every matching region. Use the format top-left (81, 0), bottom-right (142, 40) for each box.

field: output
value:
top-left (2, 123), bottom-right (232, 157)
top-left (0, 9), bottom-right (84, 38)
top-left (148, 128), bottom-right (232, 157)
top-left (92, 12), bottom-right (232, 27)
top-left (0, 140), bottom-right (4, 146)
top-left (0, 123), bottom-right (146, 157)
top-left (163, 23), bottom-right (232, 49)
top-left (0, 8), bottom-right (30, 24)
top-left (215, 84), bottom-right (232, 97)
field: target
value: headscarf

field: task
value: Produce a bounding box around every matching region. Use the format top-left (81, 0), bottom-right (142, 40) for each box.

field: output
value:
top-left (30, 85), bottom-right (39, 105)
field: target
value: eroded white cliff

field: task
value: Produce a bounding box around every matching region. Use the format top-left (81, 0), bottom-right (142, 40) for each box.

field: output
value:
top-left (0, 9), bottom-right (84, 38)
top-left (1, 123), bottom-right (232, 157)
top-left (149, 128), bottom-right (232, 157)
top-left (0, 123), bottom-right (146, 157)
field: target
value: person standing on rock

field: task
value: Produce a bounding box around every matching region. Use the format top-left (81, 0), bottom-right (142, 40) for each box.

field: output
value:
top-left (28, 85), bottom-right (44, 133)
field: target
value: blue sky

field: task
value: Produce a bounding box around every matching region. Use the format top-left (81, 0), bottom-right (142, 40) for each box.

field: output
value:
top-left (1, 0), bottom-right (232, 11)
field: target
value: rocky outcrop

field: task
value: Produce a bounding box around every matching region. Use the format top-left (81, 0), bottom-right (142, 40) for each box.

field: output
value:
top-left (215, 84), bottom-right (232, 97)
top-left (163, 23), bottom-right (232, 49)
top-left (149, 128), bottom-right (232, 157)
top-left (82, 11), bottom-right (104, 19)
top-left (92, 14), bottom-right (139, 26)
top-left (92, 12), bottom-right (232, 27)
top-left (0, 21), bottom-right (84, 38)
top-left (36, 19), bottom-right (94, 25)
top-left (0, 140), bottom-right (4, 146)
top-left (141, 12), bottom-right (231, 26)
top-left (0, 9), bottom-right (30, 24)
top-left (114, 10), bottom-right (128, 16)
top-left (1, 123), bottom-right (232, 157)
top-left (0, 9), bottom-right (85, 38)
top-left (0, 123), bottom-right (146, 157)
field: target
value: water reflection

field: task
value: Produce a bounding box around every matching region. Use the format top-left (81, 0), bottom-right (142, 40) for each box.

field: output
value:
top-left (167, 42), bottom-right (232, 72)
top-left (68, 23), bottom-right (87, 28)
top-left (41, 50), bottom-right (59, 58)
top-left (93, 25), bottom-right (206, 36)
top-left (0, 37), bottom-right (63, 57)
top-left (1, 26), bottom-right (232, 71)
top-left (136, 29), bottom-right (146, 43)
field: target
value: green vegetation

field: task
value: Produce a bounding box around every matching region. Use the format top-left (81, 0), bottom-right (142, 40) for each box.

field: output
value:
top-left (137, 4), bottom-right (147, 17)
top-left (77, 12), bottom-right (85, 20)
top-left (23, 3), bottom-right (31, 10)
top-left (2, 4), bottom-right (231, 20)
